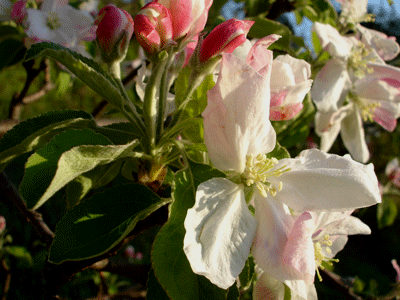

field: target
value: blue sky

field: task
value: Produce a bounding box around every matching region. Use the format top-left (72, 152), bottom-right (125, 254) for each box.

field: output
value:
top-left (223, 0), bottom-right (400, 49)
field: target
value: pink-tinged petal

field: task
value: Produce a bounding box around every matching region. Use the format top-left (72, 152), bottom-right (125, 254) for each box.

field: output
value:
top-left (269, 149), bottom-right (381, 211)
top-left (392, 259), bottom-right (400, 282)
top-left (183, 35), bottom-right (198, 66)
top-left (311, 58), bottom-right (351, 112)
top-left (203, 53), bottom-right (276, 172)
top-left (184, 178), bottom-right (257, 289)
top-left (270, 102), bottom-right (303, 121)
top-left (385, 158), bottom-right (399, 176)
top-left (253, 273), bottom-right (286, 300)
top-left (252, 193), bottom-right (294, 284)
top-left (357, 25), bottom-right (400, 61)
top-left (282, 212), bottom-right (315, 284)
top-left (246, 35), bottom-right (280, 76)
top-left (373, 107), bottom-right (397, 132)
top-left (199, 19), bottom-right (254, 62)
top-left (313, 22), bottom-right (353, 59)
top-left (270, 90), bottom-right (288, 107)
top-left (340, 108), bottom-right (370, 163)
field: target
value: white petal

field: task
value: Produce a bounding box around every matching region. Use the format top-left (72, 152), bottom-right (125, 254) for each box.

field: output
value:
top-left (270, 149), bottom-right (381, 211)
top-left (203, 53), bottom-right (276, 173)
top-left (357, 25), bottom-right (400, 61)
top-left (183, 178), bottom-right (257, 289)
top-left (273, 54), bottom-right (311, 84)
top-left (312, 22), bottom-right (353, 59)
top-left (340, 109), bottom-right (370, 163)
top-left (311, 59), bottom-right (351, 112)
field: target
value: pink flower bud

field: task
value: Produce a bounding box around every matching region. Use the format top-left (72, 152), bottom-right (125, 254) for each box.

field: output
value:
top-left (95, 5), bottom-right (134, 61)
top-left (199, 19), bottom-right (254, 63)
top-left (159, 0), bottom-right (212, 40)
top-left (124, 245), bottom-right (135, 259)
top-left (11, 0), bottom-right (26, 24)
top-left (0, 216), bottom-right (5, 234)
top-left (134, 2), bottom-right (173, 55)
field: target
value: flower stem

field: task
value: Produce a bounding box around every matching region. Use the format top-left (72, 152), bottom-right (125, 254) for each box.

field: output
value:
top-left (143, 51), bottom-right (168, 154)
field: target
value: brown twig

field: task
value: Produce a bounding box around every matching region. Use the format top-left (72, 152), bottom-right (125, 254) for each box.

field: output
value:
top-left (0, 172), bottom-right (55, 247)
top-left (8, 59), bottom-right (51, 120)
top-left (321, 269), bottom-right (364, 300)
top-left (1, 259), bottom-right (11, 300)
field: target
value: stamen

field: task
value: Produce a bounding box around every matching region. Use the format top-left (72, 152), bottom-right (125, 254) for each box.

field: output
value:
top-left (46, 12), bottom-right (61, 30)
top-left (313, 234), bottom-right (339, 281)
top-left (242, 154), bottom-right (290, 197)
top-left (348, 42), bottom-right (374, 78)
top-left (348, 92), bottom-right (381, 122)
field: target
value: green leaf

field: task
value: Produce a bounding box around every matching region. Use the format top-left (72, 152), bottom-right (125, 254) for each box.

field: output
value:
top-left (226, 285), bottom-right (240, 300)
top-left (0, 38), bottom-right (26, 70)
top-left (146, 269), bottom-right (170, 300)
top-left (247, 17), bottom-right (292, 53)
top-left (21, 129), bottom-right (139, 210)
top-left (377, 195), bottom-right (398, 229)
top-left (0, 25), bottom-right (23, 42)
top-left (25, 42), bottom-right (126, 111)
top-left (65, 160), bottom-right (124, 209)
top-left (49, 183), bottom-right (170, 263)
top-left (238, 255), bottom-right (256, 290)
top-left (55, 71), bottom-right (71, 96)
top-left (174, 66), bottom-right (215, 143)
top-left (0, 110), bottom-right (96, 171)
top-left (4, 246), bottom-right (33, 266)
top-left (266, 141), bottom-right (291, 160)
top-left (19, 129), bottom-right (112, 209)
top-left (152, 160), bottom-right (227, 300)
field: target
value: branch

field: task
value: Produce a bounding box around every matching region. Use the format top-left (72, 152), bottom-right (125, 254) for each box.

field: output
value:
top-left (321, 269), bottom-right (364, 300)
top-left (8, 59), bottom-right (51, 120)
top-left (0, 172), bottom-right (54, 247)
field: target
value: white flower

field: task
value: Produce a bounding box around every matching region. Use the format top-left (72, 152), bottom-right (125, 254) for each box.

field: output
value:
top-left (253, 208), bottom-right (371, 299)
top-left (0, 0), bottom-right (12, 21)
top-left (183, 35), bottom-right (381, 290)
top-left (312, 22), bottom-right (400, 162)
top-left (26, 0), bottom-right (94, 52)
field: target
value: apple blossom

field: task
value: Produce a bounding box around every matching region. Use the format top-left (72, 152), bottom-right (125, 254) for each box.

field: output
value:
top-left (269, 54), bottom-right (312, 121)
top-left (385, 158), bottom-right (400, 188)
top-left (184, 34), bottom-right (381, 290)
top-left (95, 5), bottom-right (134, 62)
top-left (199, 19), bottom-right (254, 62)
top-left (26, 0), bottom-right (95, 51)
top-left (312, 22), bottom-right (400, 162)
top-left (134, 2), bottom-right (173, 55)
top-left (158, 0), bottom-right (212, 41)
top-left (253, 207), bottom-right (371, 299)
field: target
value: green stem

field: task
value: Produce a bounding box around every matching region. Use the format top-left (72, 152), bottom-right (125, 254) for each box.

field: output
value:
top-left (143, 55), bottom-right (168, 154)
top-left (108, 61), bottom-right (121, 80)
top-left (168, 72), bottom-right (206, 129)
top-left (156, 49), bottom-right (176, 144)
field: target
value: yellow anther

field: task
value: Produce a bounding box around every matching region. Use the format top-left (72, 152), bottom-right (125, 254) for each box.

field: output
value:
top-left (46, 12), bottom-right (62, 30)
top-left (313, 234), bottom-right (339, 281)
top-left (242, 154), bottom-right (290, 197)
top-left (348, 92), bottom-right (381, 122)
top-left (348, 43), bottom-right (375, 77)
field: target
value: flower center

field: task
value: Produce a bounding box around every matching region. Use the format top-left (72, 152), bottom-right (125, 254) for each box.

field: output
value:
top-left (242, 154), bottom-right (290, 197)
top-left (46, 12), bottom-right (61, 31)
top-left (314, 234), bottom-right (339, 281)
top-left (348, 43), bottom-right (374, 78)
top-left (348, 92), bottom-right (381, 122)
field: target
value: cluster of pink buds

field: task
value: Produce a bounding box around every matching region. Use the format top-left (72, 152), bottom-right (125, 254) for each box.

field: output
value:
top-left (133, 0), bottom-right (253, 63)
top-left (0, 216), bottom-right (6, 234)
